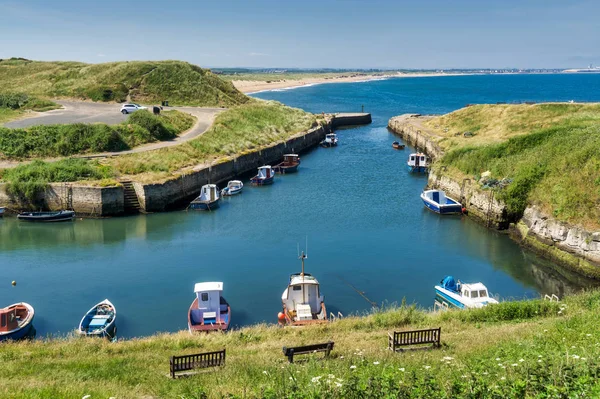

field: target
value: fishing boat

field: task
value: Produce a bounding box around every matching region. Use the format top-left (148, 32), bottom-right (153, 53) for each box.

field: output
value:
top-left (278, 252), bottom-right (327, 326)
top-left (392, 141), bottom-right (405, 150)
top-left (221, 180), bottom-right (244, 196)
top-left (189, 184), bottom-right (221, 210)
top-left (0, 302), bottom-right (35, 341)
top-left (77, 299), bottom-right (117, 339)
top-left (320, 133), bottom-right (338, 147)
top-left (250, 165), bottom-right (275, 186)
top-left (188, 282), bottom-right (231, 333)
top-left (17, 210), bottom-right (75, 222)
top-left (407, 153), bottom-right (429, 173)
top-left (273, 154), bottom-right (301, 174)
top-left (435, 276), bottom-right (498, 309)
top-left (420, 189), bottom-right (464, 215)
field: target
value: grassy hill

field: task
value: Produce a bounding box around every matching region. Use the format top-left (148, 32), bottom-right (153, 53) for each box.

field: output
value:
top-left (1, 291), bottom-right (599, 398)
top-left (0, 58), bottom-right (250, 107)
top-left (423, 103), bottom-right (600, 228)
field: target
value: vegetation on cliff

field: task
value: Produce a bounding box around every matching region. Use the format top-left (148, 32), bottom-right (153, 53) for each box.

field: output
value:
top-left (0, 59), bottom-right (249, 107)
top-left (1, 290), bottom-right (599, 398)
top-left (0, 92), bottom-right (60, 124)
top-left (425, 103), bottom-right (600, 228)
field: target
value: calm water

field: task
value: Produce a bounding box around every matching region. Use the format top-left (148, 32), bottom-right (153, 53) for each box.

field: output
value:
top-left (2, 74), bottom-right (600, 338)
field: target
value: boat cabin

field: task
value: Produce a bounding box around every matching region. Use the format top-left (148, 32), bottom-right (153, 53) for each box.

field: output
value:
top-left (0, 305), bottom-right (25, 333)
top-left (325, 133), bottom-right (337, 143)
top-left (459, 283), bottom-right (490, 301)
top-left (282, 273), bottom-right (323, 321)
top-left (192, 282), bottom-right (225, 325)
top-left (408, 153), bottom-right (429, 168)
top-left (227, 180), bottom-right (243, 190)
top-left (257, 165), bottom-right (274, 179)
top-left (198, 184), bottom-right (219, 202)
top-left (283, 154), bottom-right (300, 164)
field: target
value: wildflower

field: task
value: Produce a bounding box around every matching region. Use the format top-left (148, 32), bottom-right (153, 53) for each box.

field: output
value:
top-left (82, 396), bottom-right (91, 399)
top-left (511, 363), bottom-right (518, 367)
top-left (442, 356), bottom-right (454, 361)
top-left (544, 329), bottom-right (548, 332)
top-left (582, 357), bottom-right (587, 361)
top-left (482, 372), bottom-right (489, 375)
top-left (373, 361), bottom-right (380, 365)
top-left (350, 365), bottom-right (357, 369)
top-left (399, 367), bottom-right (405, 372)
top-left (335, 382), bottom-right (343, 388)
top-left (497, 363), bottom-right (503, 367)
top-left (495, 358), bottom-right (501, 361)
top-left (424, 365), bottom-right (431, 370)
top-left (572, 355), bottom-right (580, 359)
top-left (519, 359), bottom-right (524, 362)
top-left (461, 375), bottom-right (468, 378)
top-left (501, 377), bottom-right (506, 381)
top-left (586, 334), bottom-right (592, 337)
top-left (328, 374), bottom-right (335, 379)
top-left (340, 355), bottom-right (344, 359)
top-left (263, 371), bottom-right (268, 375)
top-left (289, 377), bottom-right (293, 380)
top-left (558, 310), bottom-right (562, 314)
top-left (311, 376), bottom-right (322, 383)
top-left (538, 359), bottom-right (542, 363)
top-left (538, 355), bottom-right (542, 358)
top-left (571, 346), bottom-right (576, 349)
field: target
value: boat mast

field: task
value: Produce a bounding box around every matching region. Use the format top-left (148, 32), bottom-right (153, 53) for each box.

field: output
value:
top-left (299, 250), bottom-right (307, 303)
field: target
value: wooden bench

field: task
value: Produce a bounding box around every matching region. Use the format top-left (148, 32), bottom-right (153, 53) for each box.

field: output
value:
top-left (282, 341), bottom-right (334, 363)
top-left (169, 349), bottom-right (226, 378)
top-left (388, 328), bottom-right (441, 352)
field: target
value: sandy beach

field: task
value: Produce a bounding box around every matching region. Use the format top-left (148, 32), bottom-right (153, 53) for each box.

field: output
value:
top-left (232, 72), bottom-right (470, 94)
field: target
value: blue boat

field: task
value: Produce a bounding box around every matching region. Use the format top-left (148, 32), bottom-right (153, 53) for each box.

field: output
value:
top-left (420, 189), bottom-right (463, 214)
top-left (78, 299), bottom-right (117, 339)
top-left (0, 302), bottom-right (35, 341)
top-left (189, 184), bottom-right (221, 210)
top-left (407, 153), bottom-right (429, 173)
top-left (250, 165), bottom-right (275, 185)
top-left (435, 276), bottom-right (498, 310)
top-left (221, 180), bottom-right (244, 196)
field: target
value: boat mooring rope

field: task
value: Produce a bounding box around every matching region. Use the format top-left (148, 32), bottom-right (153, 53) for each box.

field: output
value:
top-left (336, 275), bottom-right (378, 308)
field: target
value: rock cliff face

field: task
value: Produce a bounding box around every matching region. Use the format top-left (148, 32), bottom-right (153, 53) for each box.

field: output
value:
top-left (388, 114), bottom-right (600, 278)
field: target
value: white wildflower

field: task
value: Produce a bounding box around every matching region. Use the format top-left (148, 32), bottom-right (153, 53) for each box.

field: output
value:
top-left (538, 355), bottom-right (542, 358)
top-left (501, 377), bottom-right (506, 381)
top-left (350, 365), bottom-right (357, 369)
top-left (538, 359), bottom-right (542, 363)
top-left (482, 372), bottom-right (489, 375)
top-left (424, 365), bottom-right (431, 370)
top-left (572, 355), bottom-right (580, 359)
top-left (399, 367), bottom-right (405, 372)
top-left (335, 382), bottom-right (343, 388)
top-left (544, 329), bottom-right (548, 332)
top-left (497, 363), bottom-right (503, 367)
top-left (328, 374), bottom-right (335, 379)
top-left (571, 346), bottom-right (576, 349)
top-left (311, 376), bottom-right (322, 383)
top-left (511, 363), bottom-right (518, 367)
top-left (289, 377), bottom-right (293, 380)
top-left (373, 361), bottom-right (380, 365)
top-left (263, 371), bottom-right (268, 375)
top-left (582, 357), bottom-right (587, 361)
top-left (442, 356), bottom-right (454, 361)
top-left (519, 359), bottom-right (524, 362)
top-left (340, 355), bottom-right (344, 359)
top-left (82, 396), bottom-right (91, 399)
top-left (461, 375), bottom-right (468, 378)
top-left (495, 358), bottom-right (501, 361)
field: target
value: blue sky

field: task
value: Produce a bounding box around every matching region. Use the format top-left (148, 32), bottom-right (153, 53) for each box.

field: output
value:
top-left (1, 0), bottom-right (598, 69)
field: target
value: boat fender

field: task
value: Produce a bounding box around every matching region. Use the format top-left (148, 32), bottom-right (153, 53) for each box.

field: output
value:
top-left (277, 312), bottom-right (286, 323)
top-left (461, 207), bottom-right (467, 214)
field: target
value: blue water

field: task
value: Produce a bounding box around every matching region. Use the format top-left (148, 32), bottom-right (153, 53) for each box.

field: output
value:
top-left (2, 74), bottom-right (599, 338)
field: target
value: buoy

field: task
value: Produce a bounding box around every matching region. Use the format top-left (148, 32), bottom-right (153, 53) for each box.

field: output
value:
top-left (461, 207), bottom-right (467, 214)
top-left (277, 312), bottom-right (286, 323)
top-left (11, 280), bottom-right (16, 286)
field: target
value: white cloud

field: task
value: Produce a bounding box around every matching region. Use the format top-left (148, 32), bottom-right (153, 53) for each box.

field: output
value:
top-left (248, 52), bottom-right (268, 57)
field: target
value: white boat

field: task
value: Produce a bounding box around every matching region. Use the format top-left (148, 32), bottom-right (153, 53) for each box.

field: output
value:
top-left (435, 276), bottom-right (498, 309)
top-left (221, 180), bottom-right (243, 196)
top-left (188, 282), bottom-right (231, 333)
top-left (250, 166), bottom-right (275, 186)
top-left (77, 299), bottom-right (117, 339)
top-left (189, 184), bottom-right (221, 210)
top-left (279, 252), bottom-right (327, 326)
top-left (420, 189), bottom-right (463, 215)
top-left (407, 153), bottom-right (430, 173)
top-left (320, 133), bottom-right (338, 147)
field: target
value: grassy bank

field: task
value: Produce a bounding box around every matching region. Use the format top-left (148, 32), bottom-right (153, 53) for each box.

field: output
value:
top-left (0, 92), bottom-right (60, 123)
top-left (2, 291), bottom-right (599, 398)
top-left (0, 110), bottom-right (195, 159)
top-left (0, 58), bottom-right (249, 107)
top-left (423, 103), bottom-right (600, 228)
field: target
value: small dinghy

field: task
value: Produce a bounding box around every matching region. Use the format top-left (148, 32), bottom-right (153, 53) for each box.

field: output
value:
top-left (407, 153), bottom-right (429, 173)
top-left (0, 207), bottom-right (5, 217)
top-left (420, 189), bottom-right (464, 214)
top-left (250, 165), bottom-right (275, 186)
top-left (392, 141), bottom-right (405, 150)
top-left (77, 299), bottom-right (117, 339)
top-left (320, 133), bottom-right (338, 147)
top-left (221, 180), bottom-right (244, 196)
top-left (0, 302), bottom-right (35, 341)
top-left (435, 276), bottom-right (498, 309)
top-left (189, 184), bottom-right (221, 210)
top-left (17, 210), bottom-right (75, 222)
top-left (188, 282), bottom-right (231, 333)
top-left (273, 154), bottom-right (300, 174)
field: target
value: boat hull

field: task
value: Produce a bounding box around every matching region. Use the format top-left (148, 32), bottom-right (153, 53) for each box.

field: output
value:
top-left (188, 297), bottom-right (231, 333)
top-left (421, 198), bottom-right (463, 214)
top-left (435, 287), bottom-right (466, 309)
top-left (0, 303), bottom-right (35, 342)
top-left (281, 302), bottom-right (328, 327)
top-left (273, 164), bottom-right (299, 174)
top-left (320, 141), bottom-right (338, 148)
top-left (17, 210), bottom-right (75, 222)
top-left (77, 299), bottom-right (117, 339)
top-left (222, 187), bottom-right (242, 196)
top-left (407, 165), bottom-right (428, 173)
top-left (250, 176), bottom-right (274, 185)
top-left (189, 199), bottom-right (221, 210)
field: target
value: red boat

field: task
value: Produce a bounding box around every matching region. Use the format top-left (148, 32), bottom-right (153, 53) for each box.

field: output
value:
top-left (273, 154), bottom-right (300, 174)
top-left (188, 282), bottom-right (231, 333)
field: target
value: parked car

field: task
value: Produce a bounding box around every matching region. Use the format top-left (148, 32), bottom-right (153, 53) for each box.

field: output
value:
top-left (120, 103), bottom-right (147, 114)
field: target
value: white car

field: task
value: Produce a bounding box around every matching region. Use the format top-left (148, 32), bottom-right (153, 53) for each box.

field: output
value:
top-left (120, 103), bottom-right (147, 114)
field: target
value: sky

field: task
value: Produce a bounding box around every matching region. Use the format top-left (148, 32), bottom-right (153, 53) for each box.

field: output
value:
top-left (0, 0), bottom-right (598, 69)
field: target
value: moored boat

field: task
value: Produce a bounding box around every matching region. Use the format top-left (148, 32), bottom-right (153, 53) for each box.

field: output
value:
top-left (392, 141), bottom-right (405, 150)
top-left (0, 302), bottom-right (35, 341)
top-left (279, 252), bottom-right (327, 326)
top-left (407, 153), bottom-right (429, 173)
top-left (17, 210), bottom-right (75, 222)
top-left (420, 189), bottom-right (464, 215)
top-left (0, 207), bottom-right (4, 217)
top-left (189, 184), bottom-right (221, 210)
top-left (221, 180), bottom-right (244, 196)
top-left (188, 282), bottom-right (231, 333)
top-left (77, 299), bottom-right (116, 339)
top-left (320, 133), bottom-right (338, 147)
top-left (250, 165), bottom-right (275, 186)
top-left (273, 154), bottom-right (300, 174)
top-left (435, 276), bottom-right (498, 309)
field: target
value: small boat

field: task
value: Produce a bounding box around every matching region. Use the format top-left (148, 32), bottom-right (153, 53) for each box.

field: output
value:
top-left (221, 180), bottom-right (244, 196)
top-left (407, 153), bottom-right (429, 173)
top-left (188, 282), bottom-right (231, 333)
top-left (435, 276), bottom-right (498, 309)
top-left (392, 141), bottom-right (405, 150)
top-left (0, 302), bottom-right (35, 341)
top-left (320, 133), bottom-right (338, 147)
top-left (273, 154), bottom-right (301, 174)
top-left (17, 210), bottom-right (75, 222)
top-left (420, 189), bottom-right (464, 214)
top-left (77, 299), bottom-right (117, 339)
top-left (250, 165), bottom-right (275, 186)
top-left (279, 252), bottom-right (327, 326)
top-left (189, 184), bottom-right (221, 210)
top-left (0, 207), bottom-right (4, 217)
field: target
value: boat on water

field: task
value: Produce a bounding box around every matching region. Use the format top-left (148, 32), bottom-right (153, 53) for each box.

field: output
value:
top-left (250, 165), bottom-right (275, 186)
top-left (189, 184), bottom-right (221, 210)
top-left (273, 154), bottom-right (300, 174)
top-left (279, 252), bottom-right (327, 326)
top-left (420, 189), bottom-right (464, 215)
top-left (435, 276), bottom-right (498, 310)
top-left (407, 153), bottom-right (429, 173)
top-left (17, 210), bottom-right (75, 222)
top-left (320, 133), bottom-right (338, 147)
top-left (188, 282), bottom-right (231, 333)
top-left (0, 302), bottom-right (35, 341)
top-left (392, 141), bottom-right (405, 150)
top-left (221, 180), bottom-right (244, 196)
top-left (77, 299), bottom-right (117, 339)
top-left (0, 207), bottom-right (4, 217)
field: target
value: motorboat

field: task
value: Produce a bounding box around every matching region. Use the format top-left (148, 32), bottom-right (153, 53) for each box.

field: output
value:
top-left (407, 153), bottom-right (429, 173)
top-left (435, 276), bottom-right (498, 309)
top-left (221, 180), bottom-right (243, 196)
top-left (320, 133), bottom-right (338, 147)
top-left (273, 154), bottom-right (300, 174)
top-left (188, 282), bottom-right (231, 333)
top-left (250, 166), bottom-right (275, 186)
top-left (189, 184), bottom-right (221, 210)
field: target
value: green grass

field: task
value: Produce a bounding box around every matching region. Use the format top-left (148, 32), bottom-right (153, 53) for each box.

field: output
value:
top-left (0, 110), bottom-right (195, 159)
top-left (0, 58), bottom-right (249, 106)
top-left (109, 101), bottom-right (317, 181)
top-left (2, 290), bottom-right (600, 398)
top-left (427, 103), bottom-right (600, 228)
top-left (0, 92), bottom-right (61, 123)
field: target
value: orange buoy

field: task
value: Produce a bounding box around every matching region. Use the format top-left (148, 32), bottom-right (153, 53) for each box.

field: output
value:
top-left (461, 207), bottom-right (467, 214)
top-left (277, 312), bottom-right (286, 323)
